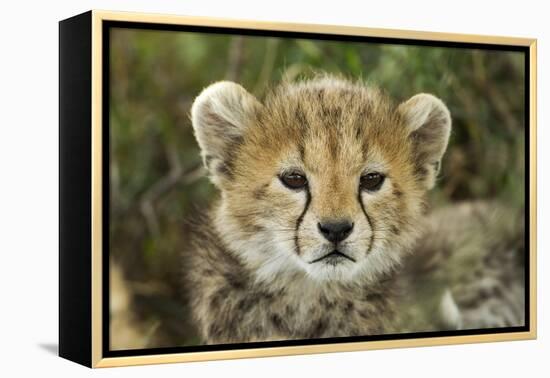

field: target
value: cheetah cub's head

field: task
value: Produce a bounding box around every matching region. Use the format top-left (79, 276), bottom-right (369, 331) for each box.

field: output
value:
top-left (191, 77), bottom-right (451, 284)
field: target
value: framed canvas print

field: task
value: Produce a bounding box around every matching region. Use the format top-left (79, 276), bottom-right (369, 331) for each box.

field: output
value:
top-left (59, 10), bottom-right (537, 368)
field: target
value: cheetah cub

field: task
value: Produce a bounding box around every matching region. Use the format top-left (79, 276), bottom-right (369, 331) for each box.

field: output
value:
top-left (184, 77), bottom-right (524, 344)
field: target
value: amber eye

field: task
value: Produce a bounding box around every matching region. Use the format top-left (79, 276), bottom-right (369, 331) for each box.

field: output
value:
top-left (360, 172), bottom-right (385, 192)
top-left (280, 172), bottom-right (308, 190)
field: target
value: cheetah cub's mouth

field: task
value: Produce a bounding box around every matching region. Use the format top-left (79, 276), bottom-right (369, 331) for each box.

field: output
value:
top-left (310, 250), bottom-right (356, 265)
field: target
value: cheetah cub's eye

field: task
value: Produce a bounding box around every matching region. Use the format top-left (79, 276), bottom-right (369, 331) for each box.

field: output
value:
top-left (360, 172), bottom-right (385, 192)
top-left (280, 171), bottom-right (308, 190)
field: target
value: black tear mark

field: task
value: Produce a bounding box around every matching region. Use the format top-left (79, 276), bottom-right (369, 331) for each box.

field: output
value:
top-left (294, 188), bottom-right (311, 256)
top-left (357, 191), bottom-right (375, 254)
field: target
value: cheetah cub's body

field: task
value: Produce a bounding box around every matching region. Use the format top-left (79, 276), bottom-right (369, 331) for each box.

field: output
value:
top-left (185, 77), bottom-right (525, 343)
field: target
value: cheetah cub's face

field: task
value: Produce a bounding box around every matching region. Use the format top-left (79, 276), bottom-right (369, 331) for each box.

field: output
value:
top-left (192, 78), bottom-right (451, 283)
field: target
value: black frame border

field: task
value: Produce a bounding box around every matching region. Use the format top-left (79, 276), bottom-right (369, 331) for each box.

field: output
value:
top-left (101, 20), bottom-right (531, 359)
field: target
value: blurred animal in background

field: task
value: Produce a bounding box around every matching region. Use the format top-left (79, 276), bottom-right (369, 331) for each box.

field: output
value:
top-left (182, 76), bottom-right (524, 343)
top-left (397, 201), bottom-right (525, 332)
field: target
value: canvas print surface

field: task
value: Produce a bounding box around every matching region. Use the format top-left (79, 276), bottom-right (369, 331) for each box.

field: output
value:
top-left (107, 26), bottom-right (526, 351)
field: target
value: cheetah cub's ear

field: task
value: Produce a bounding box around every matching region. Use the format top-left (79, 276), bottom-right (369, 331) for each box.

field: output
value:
top-left (191, 81), bottom-right (262, 187)
top-left (398, 94), bottom-right (452, 189)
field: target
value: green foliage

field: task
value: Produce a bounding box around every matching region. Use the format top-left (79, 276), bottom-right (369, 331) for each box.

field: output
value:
top-left (109, 27), bottom-right (525, 348)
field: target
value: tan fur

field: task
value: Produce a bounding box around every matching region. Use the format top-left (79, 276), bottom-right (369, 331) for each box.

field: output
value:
top-left (183, 76), bottom-right (522, 344)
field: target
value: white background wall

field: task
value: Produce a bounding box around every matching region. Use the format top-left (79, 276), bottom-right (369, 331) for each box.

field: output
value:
top-left (0, 0), bottom-right (546, 376)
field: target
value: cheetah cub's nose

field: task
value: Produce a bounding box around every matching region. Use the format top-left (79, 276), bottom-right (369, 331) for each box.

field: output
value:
top-left (317, 220), bottom-right (354, 243)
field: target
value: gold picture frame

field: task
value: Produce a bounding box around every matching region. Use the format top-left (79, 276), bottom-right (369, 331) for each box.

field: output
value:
top-left (59, 9), bottom-right (537, 368)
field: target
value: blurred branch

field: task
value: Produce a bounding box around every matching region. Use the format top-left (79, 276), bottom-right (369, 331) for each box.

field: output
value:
top-left (281, 63), bottom-right (308, 83)
top-left (110, 158), bottom-right (121, 212)
top-left (181, 164), bottom-right (207, 185)
top-left (254, 38), bottom-right (279, 94)
top-left (140, 144), bottom-right (205, 238)
top-left (478, 80), bottom-right (518, 132)
top-left (225, 36), bottom-right (245, 81)
top-left (472, 52), bottom-right (517, 133)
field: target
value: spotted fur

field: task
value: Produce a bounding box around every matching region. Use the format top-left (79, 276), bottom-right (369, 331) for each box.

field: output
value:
top-left (183, 76), bottom-right (523, 344)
